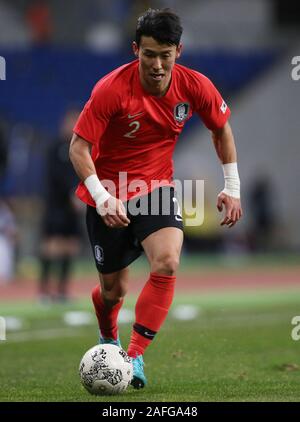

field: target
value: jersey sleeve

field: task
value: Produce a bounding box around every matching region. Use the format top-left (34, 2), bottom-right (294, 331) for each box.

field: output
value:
top-left (191, 72), bottom-right (231, 131)
top-left (73, 79), bottom-right (121, 145)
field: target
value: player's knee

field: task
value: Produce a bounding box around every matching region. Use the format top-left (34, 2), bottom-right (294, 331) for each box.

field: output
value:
top-left (102, 293), bottom-right (123, 307)
top-left (101, 273), bottom-right (126, 295)
top-left (151, 253), bottom-right (179, 275)
top-left (101, 281), bottom-right (127, 304)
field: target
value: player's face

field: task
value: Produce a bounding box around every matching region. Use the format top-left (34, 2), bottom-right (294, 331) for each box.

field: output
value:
top-left (133, 36), bottom-right (182, 96)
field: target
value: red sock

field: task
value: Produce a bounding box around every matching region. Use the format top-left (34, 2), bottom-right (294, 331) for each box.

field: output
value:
top-left (91, 284), bottom-right (123, 341)
top-left (127, 272), bottom-right (176, 358)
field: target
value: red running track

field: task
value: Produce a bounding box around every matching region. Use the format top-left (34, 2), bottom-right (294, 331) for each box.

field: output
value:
top-left (0, 268), bottom-right (299, 301)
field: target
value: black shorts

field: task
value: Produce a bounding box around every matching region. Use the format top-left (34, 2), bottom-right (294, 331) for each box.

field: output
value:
top-left (86, 187), bottom-right (183, 274)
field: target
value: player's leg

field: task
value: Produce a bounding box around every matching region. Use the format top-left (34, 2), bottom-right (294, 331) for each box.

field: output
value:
top-left (92, 267), bottom-right (129, 344)
top-left (39, 252), bottom-right (52, 299)
top-left (56, 237), bottom-right (80, 301)
top-left (56, 254), bottom-right (71, 300)
top-left (39, 237), bottom-right (57, 301)
top-left (128, 227), bottom-right (183, 354)
top-left (86, 204), bottom-right (142, 346)
top-left (126, 187), bottom-right (184, 388)
top-left (128, 227), bottom-right (183, 388)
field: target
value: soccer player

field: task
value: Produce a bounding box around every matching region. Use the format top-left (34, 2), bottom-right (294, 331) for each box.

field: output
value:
top-left (69, 8), bottom-right (242, 389)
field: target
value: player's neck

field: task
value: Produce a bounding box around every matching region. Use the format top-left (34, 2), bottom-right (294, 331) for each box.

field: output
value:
top-left (140, 74), bottom-right (172, 97)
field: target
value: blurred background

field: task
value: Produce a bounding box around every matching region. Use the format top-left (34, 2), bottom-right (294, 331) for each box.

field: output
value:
top-left (0, 0), bottom-right (299, 287)
top-left (0, 0), bottom-right (300, 402)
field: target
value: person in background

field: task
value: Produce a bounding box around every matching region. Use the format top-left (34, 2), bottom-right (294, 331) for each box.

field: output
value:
top-left (39, 109), bottom-right (82, 302)
top-left (248, 175), bottom-right (275, 252)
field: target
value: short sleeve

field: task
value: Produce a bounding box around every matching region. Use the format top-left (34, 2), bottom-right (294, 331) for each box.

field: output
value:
top-left (73, 79), bottom-right (121, 145)
top-left (191, 72), bottom-right (231, 131)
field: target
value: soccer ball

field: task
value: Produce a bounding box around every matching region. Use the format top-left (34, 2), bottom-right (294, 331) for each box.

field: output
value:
top-left (79, 344), bottom-right (133, 395)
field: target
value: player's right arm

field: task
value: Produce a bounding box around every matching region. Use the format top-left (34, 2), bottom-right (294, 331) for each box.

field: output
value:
top-left (69, 133), bottom-right (130, 228)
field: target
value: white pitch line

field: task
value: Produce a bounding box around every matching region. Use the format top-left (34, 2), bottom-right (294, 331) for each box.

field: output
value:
top-left (3, 311), bottom-right (293, 344)
top-left (5, 327), bottom-right (83, 343)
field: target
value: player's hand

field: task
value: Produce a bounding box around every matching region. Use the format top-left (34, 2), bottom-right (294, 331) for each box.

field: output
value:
top-left (96, 196), bottom-right (131, 228)
top-left (217, 191), bottom-right (243, 228)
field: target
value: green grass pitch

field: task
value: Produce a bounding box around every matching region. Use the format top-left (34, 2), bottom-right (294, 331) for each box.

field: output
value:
top-left (1, 287), bottom-right (300, 402)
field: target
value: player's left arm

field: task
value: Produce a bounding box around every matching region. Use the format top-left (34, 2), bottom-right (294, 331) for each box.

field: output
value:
top-left (211, 121), bottom-right (243, 228)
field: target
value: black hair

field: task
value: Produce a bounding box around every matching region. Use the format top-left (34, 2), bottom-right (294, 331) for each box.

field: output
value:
top-left (135, 8), bottom-right (183, 47)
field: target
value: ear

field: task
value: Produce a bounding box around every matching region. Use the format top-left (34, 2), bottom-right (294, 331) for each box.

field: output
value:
top-left (176, 43), bottom-right (183, 59)
top-left (132, 41), bottom-right (139, 58)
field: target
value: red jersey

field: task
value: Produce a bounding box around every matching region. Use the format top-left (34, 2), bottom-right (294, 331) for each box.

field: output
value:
top-left (74, 60), bottom-right (230, 205)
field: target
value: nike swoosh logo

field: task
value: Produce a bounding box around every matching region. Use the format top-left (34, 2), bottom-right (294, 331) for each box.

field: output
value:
top-left (144, 331), bottom-right (155, 337)
top-left (175, 216), bottom-right (183, 222)
top-left (128, 112), bottom-right (144, 119)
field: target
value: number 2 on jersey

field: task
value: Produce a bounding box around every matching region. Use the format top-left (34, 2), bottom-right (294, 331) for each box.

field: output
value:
top-left (124, 121), bottom-right (140, 138)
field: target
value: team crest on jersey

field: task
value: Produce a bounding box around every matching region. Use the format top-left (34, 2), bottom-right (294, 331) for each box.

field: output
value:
top-left (94, 245), bottom-right (104, 265)
top-left (174, 102), bottom-right (190, 123)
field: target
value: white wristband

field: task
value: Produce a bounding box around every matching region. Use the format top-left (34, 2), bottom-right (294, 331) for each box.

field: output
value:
top-left (84, 174), bottom-right (111, 206)
top-left (222, 162), bottom-right (240, 199)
